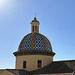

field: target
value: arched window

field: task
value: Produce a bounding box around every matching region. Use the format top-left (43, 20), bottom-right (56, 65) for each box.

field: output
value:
top-left (35, 26), bottom-right (37, 32)
top-left (32, 26), bottom-right (34, 32)
top-left (23, 61), bottom-right (26, 68)
top-left (35, 26), bottom-right (39, 33)
top-left (37, 60), bottom-right (42, 68)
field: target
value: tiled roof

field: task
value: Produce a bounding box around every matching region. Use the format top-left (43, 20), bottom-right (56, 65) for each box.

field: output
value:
top-left (31, 60), bottom-right (75, 74)
top-left (7, 69), bottom-right (33, 75)
top-left (1, 60), bottom-right (75, 74)
top-left (14, 33), bottom-right (55, 56)
top-left (18, 33), bottom-right (52, 52)
top-left (18, 70), bottom-right (33, 75)
top-left (0, 69), bottom-right (5, 72)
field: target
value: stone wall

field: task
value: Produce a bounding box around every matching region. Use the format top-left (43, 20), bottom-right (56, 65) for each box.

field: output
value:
top-left (16, 55), bottom-right (53, 71)
top-left (34, 73), bottom-right (72, 75)
top-left (0, 70), bottom-right (15, 75)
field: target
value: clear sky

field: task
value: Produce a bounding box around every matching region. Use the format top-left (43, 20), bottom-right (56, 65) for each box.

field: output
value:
top-left (0, 0), bottom-right (75, 69)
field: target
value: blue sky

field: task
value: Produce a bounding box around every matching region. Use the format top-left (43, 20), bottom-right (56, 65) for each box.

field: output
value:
top-left (0, 0), bottom-right (75, 69)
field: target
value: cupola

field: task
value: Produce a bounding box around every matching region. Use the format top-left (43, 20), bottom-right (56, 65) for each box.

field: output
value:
top-left (31, 17), bottom-right (40, 33)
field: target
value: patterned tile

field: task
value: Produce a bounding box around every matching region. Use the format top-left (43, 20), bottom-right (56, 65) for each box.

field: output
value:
top-left (44, 38), bottom-right (51, 51)
top-left (34, 34), bottom-right (45, 50)
top-left (20, 33), bottom-right (51, 52)
top-left (21, 34), bottom-right (32, 50)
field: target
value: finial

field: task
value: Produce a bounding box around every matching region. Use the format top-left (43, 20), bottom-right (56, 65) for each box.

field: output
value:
top-left (34, 13), bottom-right (36, 20)
top-left (34, 17), bottom-right (36, 20)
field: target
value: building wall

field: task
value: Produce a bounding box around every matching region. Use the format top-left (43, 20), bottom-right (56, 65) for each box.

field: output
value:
top-left (16, 55), bottom-right (53, 71)
top-left (0, 70), bottom-right (15, 75)
top-left (34, 73), bottom-right (72, 75)
top-left (49, 73), bottom-right (72, 75)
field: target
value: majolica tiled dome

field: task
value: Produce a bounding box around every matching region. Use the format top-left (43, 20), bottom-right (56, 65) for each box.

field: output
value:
top-left (13, 17), bottom-right (55, 56)
top-left (18, 33), bottom-right (52, 51)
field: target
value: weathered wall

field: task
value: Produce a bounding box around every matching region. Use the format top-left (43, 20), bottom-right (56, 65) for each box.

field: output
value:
top-left (34, 73), bottom-right (72, 75)
top-left (0, 70), bottom-right (15, 75)
top-left (16, 55), bottom-right (53, 71)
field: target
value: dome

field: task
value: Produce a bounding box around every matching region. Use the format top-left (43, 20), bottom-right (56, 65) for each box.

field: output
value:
top-left (13, 33), bottom-right (55, 56)
top-left (19, 33), bottom-right (52, 51)
top-left (13, 17), bottom-right (55, 56)
top-left (31, 17), bottom-right (39, 23)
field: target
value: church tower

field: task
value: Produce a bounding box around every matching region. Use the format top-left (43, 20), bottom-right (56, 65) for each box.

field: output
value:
top-left (13, 17), bottom-right (55, 71)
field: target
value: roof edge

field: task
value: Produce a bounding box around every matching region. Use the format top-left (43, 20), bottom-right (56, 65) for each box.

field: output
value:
top-left (13, 50), bottom-right (55, 56)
